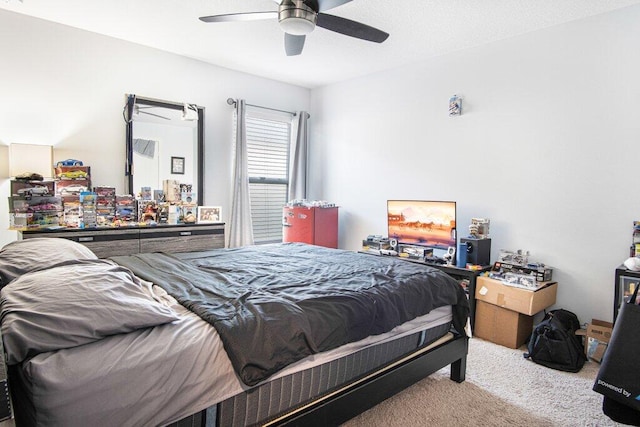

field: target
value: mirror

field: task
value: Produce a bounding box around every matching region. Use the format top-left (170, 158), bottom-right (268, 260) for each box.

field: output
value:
top-left (125, 95), bottom-right (203, 205)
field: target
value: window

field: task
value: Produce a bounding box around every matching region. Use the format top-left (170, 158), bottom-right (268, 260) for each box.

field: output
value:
top-left (245, 107), bottom-right (291, 243)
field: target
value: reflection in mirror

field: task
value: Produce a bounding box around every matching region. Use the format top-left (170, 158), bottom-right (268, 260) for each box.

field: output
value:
top-left (125, 95), bottom-right (204, 206)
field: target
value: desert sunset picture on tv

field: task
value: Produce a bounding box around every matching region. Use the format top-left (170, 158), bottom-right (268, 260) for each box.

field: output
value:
top-left (387, 200), bottom-right (456, 248)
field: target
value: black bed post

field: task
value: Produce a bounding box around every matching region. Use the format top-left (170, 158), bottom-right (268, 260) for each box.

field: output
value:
top-left (449, 337), bottom-right (468, 383)
top-left (450, 354), bottom-right (467, 383)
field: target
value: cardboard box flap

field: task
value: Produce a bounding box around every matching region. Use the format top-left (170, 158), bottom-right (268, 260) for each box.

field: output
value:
top-left (476, 276), bottom-right (557, 316)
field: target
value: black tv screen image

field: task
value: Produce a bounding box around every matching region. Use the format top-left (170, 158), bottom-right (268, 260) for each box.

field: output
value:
top-left (387, 200), bottom-right (457, 250)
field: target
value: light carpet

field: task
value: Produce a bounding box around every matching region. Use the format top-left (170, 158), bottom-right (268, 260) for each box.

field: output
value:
top-left (344, 337), bottom-right (621, 427)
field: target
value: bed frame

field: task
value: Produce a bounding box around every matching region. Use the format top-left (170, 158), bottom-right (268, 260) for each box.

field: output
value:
top-left (173, 333), bottom-right (467, 427)
top-left (4, 240), bottom-right (468, 427)
top-left (278, 334), bottom-right (467, 426)
top-left (10, 331), bottom-right (467, 427)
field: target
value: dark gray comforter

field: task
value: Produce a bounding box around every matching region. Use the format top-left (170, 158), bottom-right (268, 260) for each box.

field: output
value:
top-left (112, 243), bottom-right (468, 386)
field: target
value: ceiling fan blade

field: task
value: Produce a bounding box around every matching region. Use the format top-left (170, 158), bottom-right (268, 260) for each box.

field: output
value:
top-left (285, 33), bottom-right (306, 56)
top-left (199, 11), bottom-right (278, 23)
top-left (316, 0), bottom-right (353, 12)
top-left (316, 13), bottom-right (389, 43)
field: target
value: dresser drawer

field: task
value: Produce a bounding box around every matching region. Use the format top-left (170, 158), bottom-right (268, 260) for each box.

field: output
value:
top-left (20, 224), bottom-right (225, 257)
top-left (82, 239), bottom-right (140, 258)
top-left (22, 229), bottom-right (140, 258)
top-left (139, 224), bottom-right (224, 253)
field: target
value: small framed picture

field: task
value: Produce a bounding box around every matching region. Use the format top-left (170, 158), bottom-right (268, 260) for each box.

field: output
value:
top-left (171, 156), bottom-right (185, 174)
top-left (197, 206), bottom-right (222, 224)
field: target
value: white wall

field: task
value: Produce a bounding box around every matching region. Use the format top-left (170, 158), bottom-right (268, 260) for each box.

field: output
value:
top-left (0, 9), bottom-right (310, 248)
top-left (309, 5), bottom-right (640, 323)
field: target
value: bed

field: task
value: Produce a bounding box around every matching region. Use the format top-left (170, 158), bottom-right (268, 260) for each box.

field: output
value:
top-left (0, 238), bottom-right (469, 426)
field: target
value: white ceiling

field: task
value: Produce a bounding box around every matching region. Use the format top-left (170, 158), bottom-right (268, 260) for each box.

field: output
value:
top-left (2, 0), bottom-right (639, 89)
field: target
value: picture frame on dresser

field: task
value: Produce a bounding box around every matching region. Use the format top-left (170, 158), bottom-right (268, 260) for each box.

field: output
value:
top-left (197, 206), bottom-right (221, 224)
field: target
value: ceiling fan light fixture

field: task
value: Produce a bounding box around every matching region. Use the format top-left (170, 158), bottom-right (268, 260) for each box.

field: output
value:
top-left (279, 1), bottom-right (317, 36)
top-left (200, 0), bottom-right (389, 56)
top-left (279, 17), bottom-right (316, 35)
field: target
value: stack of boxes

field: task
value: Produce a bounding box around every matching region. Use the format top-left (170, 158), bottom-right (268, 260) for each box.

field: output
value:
top-left (180, 184), bottom-right (197, 223)
top-left (79, 192), bottom-right (97, 229)
top-left (63, 199), bottom-right (81, 227)
top-left (474, 250), bottom-right (557, 348)
top-left (9, 180), bottom-right (61, 229)
top-left (131, 181), bottom-right (196, 225)
top-left (94, 186), bottom-right (116, 226)
top-left (474, 276), bottom-right (558, 348)
top-left (55, 164), bottom-right (92, 228)
top-left (115, 195), bottom-right (136, 223)
top-left (8, 161), bottom-right (201, 229)
top-left (55, 165), bottom-right (90, 193)
top-left (156, 180), bottom-right (197, 224)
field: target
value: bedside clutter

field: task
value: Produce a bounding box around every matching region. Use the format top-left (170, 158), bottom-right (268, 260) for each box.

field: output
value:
top-left (474, 276), bottom-right (557, 348)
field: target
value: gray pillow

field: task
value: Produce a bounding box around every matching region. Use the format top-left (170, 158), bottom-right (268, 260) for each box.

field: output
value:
top-left (0, 238), bottom-right (98, 287)
top-left (0, 259), bottom-right (179, 365)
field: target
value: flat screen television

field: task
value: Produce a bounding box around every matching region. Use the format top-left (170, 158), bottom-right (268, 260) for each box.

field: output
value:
top-left (387, 200), bottom-right (457, 258)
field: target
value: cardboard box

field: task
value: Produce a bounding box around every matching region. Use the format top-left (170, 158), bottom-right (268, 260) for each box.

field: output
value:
top-left (476, 276), bottom-right (557, 316)
top-left (585, 319), bottom-right (613, 363)
top-left (474, 300), bottom-right (533, 349)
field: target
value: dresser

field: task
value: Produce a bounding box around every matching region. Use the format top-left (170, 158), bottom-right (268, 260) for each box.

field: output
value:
top-left (19, 223), bottom-right (225, 258)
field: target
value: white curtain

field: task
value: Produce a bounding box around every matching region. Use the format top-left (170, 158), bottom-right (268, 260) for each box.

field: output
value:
top-left (228, 99), bottom-right (254, 248)
top-left (288, 111), bottom-right (310, 201)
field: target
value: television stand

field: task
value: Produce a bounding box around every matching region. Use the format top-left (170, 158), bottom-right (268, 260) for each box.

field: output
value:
top-left (357, 250), bottom-right (490, 331)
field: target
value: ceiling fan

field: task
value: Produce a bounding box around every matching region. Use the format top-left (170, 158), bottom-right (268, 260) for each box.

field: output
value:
top-left (199, 0), bottom-right (389, 56)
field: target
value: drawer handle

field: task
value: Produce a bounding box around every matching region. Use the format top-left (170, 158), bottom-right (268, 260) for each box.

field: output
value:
top-left (78, 237), bottom-right (94, 242)
top-left (180, 232), bottom-right (192, 236)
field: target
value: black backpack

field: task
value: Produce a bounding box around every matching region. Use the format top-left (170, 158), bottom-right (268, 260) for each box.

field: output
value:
top-left (523, 309), bottom-right (587, 372)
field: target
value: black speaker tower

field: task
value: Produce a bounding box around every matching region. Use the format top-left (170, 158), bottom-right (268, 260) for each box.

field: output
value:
top-left (460, 237), bottom-right (491, 266)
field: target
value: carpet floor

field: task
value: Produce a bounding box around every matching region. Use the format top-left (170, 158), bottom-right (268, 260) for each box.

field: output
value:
top-left (343, 337), bottom-right (622, 427)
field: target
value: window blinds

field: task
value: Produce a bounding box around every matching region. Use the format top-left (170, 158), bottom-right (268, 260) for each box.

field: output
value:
top-left (246, 113), bottom-right (291, 243)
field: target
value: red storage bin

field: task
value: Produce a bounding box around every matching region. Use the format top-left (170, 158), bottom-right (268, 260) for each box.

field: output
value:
top-left (283, 206), bottom-right (338, 249)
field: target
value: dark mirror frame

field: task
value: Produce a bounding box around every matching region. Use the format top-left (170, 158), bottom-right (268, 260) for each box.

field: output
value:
top-left (125, 94), bottom-right (204, 206)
